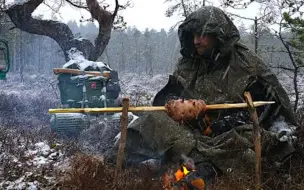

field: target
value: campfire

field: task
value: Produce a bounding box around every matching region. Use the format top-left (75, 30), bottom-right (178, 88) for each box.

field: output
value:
top-left (162, 155), bottom-right (205, 190)
top-left (175, 165), bottom-right (191, 181)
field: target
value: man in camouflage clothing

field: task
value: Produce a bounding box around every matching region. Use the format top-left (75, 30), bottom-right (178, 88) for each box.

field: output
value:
top-left (108, 6), bottom-right (297, 182)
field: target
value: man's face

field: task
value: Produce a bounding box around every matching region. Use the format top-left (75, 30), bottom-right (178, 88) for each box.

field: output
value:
top-left (193, 33), bottom-right (217, 55)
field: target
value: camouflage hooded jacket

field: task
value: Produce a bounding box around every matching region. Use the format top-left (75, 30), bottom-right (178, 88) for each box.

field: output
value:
top-left (153, 6), bottom-right (296, 128)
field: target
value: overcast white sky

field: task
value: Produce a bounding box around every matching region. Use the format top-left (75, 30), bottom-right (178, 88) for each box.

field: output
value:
top-left (32, 0), bottom-right (263, 32)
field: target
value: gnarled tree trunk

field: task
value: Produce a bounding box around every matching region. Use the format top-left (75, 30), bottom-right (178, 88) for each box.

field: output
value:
top-left (5, 0), bottom-right (119, 62)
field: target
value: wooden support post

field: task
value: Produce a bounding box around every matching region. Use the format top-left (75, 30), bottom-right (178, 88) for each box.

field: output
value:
top-left (114, 97), bottom-right (129, 180)
top-left (244, 92), bottom-right (261, 190)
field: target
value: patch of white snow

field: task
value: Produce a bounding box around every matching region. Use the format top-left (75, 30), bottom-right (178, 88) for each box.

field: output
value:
top-left (63, 48), bottom-right (112, 71)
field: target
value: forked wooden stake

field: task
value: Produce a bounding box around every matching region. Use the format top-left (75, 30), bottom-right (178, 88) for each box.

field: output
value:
top-left (244, 92), bottom-right (262, 190)
top-left (114, 97), bottom-right (129, 180)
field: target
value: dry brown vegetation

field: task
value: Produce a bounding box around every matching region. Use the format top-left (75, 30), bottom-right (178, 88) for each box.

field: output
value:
top-left (57, 108), bottom-right (304, 190)
top-left (1, 75), bottom-right (303, 189)
top-left (58, 153), bottom-right (162, 190)
top-left (57, 150), bottom-right (304, 190)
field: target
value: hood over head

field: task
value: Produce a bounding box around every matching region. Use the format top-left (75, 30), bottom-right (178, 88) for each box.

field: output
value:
top-left (178, 6), bottom-right (240, 59)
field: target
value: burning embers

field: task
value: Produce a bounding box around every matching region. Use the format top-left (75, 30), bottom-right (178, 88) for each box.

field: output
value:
top-left (162, 155), bottom-right (205, 190)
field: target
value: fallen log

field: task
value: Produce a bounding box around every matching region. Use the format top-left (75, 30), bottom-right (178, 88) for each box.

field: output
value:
top-left (48, 101), bottom-right (275, 114)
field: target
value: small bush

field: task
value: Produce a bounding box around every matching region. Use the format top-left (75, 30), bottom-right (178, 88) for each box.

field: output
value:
top-left (0, 91), bottom-right (59, 127)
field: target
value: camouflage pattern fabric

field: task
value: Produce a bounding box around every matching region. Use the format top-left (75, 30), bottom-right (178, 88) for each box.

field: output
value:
top-left (107, 6), bottom-right (297, 179)
top-left (172, 6), bottom-right (295, 126)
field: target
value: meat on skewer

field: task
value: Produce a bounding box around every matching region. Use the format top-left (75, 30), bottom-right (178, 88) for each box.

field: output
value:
top-left (165, 99), bottom-right (207, 123)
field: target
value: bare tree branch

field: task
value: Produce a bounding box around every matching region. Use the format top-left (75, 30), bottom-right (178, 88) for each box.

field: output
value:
top-left (220, 0), bottom-right (256, 9)
top-left (277, 22), bottom-right (299, 70)
top-left (277, 16), bottom-right (300, 111)
top-left (113, 0), bottom-right (131, 23)
top-left (5, 0), bottom-right (124, 61)
top-left (65, 0), bottom-right (88, 9)
top-left (86, 0), bottom-right (114, 60)
top-left (5, 0), bottom-right (80, 60)
top-left (268, 65), bottom-right (295, 71)
top-left (113, 0), bottom-right (119, 18)
top-left (226, 12), bottom-right (256, 21)
top-left (181, 0), bottom-right (188, 18)
top-left (86, 0), bottom-right (112, 24)
top-left (43, 0), bottom-right (64, 18)
top-left (6, 0), bottom-right (123, 62)
top-left (226, 11), bottom-right (272, 21)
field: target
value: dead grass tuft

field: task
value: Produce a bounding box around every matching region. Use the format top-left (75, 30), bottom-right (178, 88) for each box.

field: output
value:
top-left (59, 153), bottom-right (162, 190)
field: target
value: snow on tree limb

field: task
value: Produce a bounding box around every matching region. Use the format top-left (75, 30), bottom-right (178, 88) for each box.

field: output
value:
top-left (5, 0), bottom-right (122, 64)
top-left (63, 48), bottom-right (112, 71)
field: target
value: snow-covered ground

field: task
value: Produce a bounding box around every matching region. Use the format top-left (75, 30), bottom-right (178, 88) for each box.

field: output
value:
top-left (0, 73), bottom-right (58, 99)
top-left (118, 73), bottom-right (169, 106)
top-left (0, 126), bottom-right (68, 189)
top-left (0, 72), bottom-right (169, 189)
top-left (0, 70), bottom-right (303, 189)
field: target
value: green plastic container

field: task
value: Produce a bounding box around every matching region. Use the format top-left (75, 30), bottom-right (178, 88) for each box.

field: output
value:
top-left (57, 72), bottom-right (120, 108)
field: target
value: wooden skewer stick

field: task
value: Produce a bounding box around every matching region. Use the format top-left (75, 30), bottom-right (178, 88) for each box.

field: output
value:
top-left (53, 68), bottom-right (110, 78)
top-left (48, 101), bottom-right (275, 114)
top-left (244, 92), bottom-right (262, 190)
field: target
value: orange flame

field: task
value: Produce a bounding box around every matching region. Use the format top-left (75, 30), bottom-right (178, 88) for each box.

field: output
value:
top-left (163, 165), bottom-right (205, 190)
top-left (175, 166), bottom-right (190, 181)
